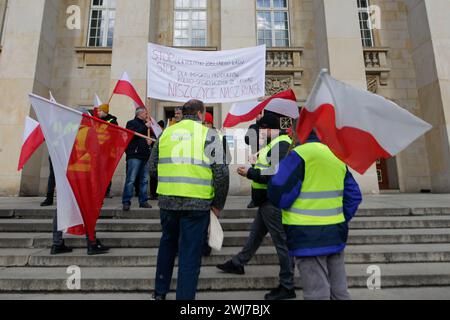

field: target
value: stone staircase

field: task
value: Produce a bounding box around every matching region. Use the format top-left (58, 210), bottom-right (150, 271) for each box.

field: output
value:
top-left (1, 196), bottom-right (450, 299)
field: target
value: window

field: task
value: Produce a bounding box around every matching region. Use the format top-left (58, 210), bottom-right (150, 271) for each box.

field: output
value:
top-left (257, 0), bottom-right (290, 47)
top-left (0, 0), bottom-right (7, 44)
top-left (357, 0), bottom-right (375, 47)
top-left (88, 0), bottom-right (116, 47)
top-left (174, 0), bottom-right (207, 47)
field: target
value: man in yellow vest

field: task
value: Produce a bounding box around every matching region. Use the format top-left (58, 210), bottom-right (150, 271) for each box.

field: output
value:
top-left (149, 99), bottom-right (229, 300)
top-left (217, 112), bottom-right (296, 300)
top-left (268, 131), bottom-right (362, 300)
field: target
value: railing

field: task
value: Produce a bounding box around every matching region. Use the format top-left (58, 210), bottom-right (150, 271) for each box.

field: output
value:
top-left (265, 47), bottom-right (303, 96)
top-left (363, 47), bottom-right (390, 86)
top-left (266, 47), bottom-right (303, 73)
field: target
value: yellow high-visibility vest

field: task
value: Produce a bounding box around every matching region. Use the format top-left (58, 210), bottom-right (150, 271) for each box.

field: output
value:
top-left (251, 135), bottom-right (292, 190)
top-left (282, 143), bottom-right (347, 226)
top-left (157, 119), bottom-right (214, 200)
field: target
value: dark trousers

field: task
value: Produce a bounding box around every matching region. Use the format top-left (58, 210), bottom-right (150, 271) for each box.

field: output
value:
top-left (232, 202), bottom-right (295, 290)
top-left (46, 158), bottom-right (56, 200)
top-left (155, 209), bottom-right (210, 300)
top-left (150, 175), bottom-right (158, 198)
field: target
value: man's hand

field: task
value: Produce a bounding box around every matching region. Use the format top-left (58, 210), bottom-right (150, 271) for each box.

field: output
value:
top-left (248, 154), bottom-right (257, 165)
top-left (211, 207), bottom-right (221, 218)
top-left (237, 167), bottom-right (250, 177)
top-left (145, 121), bottom-right (153, 128)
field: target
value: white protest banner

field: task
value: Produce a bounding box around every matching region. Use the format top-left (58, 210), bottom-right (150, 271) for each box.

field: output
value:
top-left (147, 43), bottom-right (266, 104)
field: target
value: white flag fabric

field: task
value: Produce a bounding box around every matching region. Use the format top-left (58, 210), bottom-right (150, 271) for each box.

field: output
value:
top-left (147, 43), bottom-right (266, 103)
top-left (30, 94), bottom-right (84, 232)
top-left (94, 94), bottom-right (102, 108)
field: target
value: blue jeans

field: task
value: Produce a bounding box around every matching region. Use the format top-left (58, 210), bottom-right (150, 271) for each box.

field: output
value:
top-left (122, 159), bottom-right (149, 205)
top-left (155, 210), bottom-right (210, 300)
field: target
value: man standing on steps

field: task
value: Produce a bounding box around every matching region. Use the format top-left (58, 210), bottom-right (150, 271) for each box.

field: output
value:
top-left (216, 112), bottom-right (296, 301)
top-left (122, 108), bottom-right (153, 211)
top-left (268, 131), bottom-right (362, 300)
top-left (150, 99), bottom-right (229, 300)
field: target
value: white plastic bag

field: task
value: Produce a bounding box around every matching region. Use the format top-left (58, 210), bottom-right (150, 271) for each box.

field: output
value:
top-left (208, 211), bottom-right (224, 251)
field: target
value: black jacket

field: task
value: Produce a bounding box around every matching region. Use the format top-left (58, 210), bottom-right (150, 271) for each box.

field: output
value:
top-left (102, 114), bottom-right (118, 125)
top-left (126, 117), bottom-right (151, 161)
top-left (245, 123), bottom-right (260, 154)
top-left (247, 135), bottom-right (291, 207)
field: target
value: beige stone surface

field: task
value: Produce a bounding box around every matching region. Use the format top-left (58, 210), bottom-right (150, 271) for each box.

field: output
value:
top-left (0, 0), bottom-right (448, 195)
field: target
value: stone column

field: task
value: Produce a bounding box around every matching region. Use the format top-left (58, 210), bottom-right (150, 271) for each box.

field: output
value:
top-left (0, 0), bottom-right (60, 196)
top-left (220, 0), bottom-right (257, 196)
top-left (313, 0), bottom-right (380, 194)
top-left (406, 0), bottom-right (450, 192)
top-left (109, 0), bottom-right (151, 194)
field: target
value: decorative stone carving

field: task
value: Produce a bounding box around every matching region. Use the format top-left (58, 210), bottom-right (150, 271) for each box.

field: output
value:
top-left (265, 76), bottom-right (292, 96)
top-left (363, 47), bottom-right (391, 88)
top-left (266, 47), bottom-right (303, 89)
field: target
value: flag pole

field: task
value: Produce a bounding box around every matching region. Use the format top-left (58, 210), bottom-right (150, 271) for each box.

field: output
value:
top-left (146, 97), bottom-right (152, 138)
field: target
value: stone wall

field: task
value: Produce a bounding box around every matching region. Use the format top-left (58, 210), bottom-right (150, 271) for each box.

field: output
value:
top-left (370, 0), bottom-right (431, 192)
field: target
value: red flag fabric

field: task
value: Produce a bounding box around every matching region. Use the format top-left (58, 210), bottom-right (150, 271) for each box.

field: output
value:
top-left (18, 117), bottom-right (45, 171)
top-left (113, 72), bottom-right (145, 108)
top-left (297, 70), bottom-right (432, 174)
top-left (29, 94), bottom-right (135, 240)
top-left (223, 89), bottom-right (299, 128)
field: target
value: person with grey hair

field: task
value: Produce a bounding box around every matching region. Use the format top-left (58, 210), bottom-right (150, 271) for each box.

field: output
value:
top-left (122, 107), bottom-right (154, 211)
top-left (150, 99), bottom-right (230, 300)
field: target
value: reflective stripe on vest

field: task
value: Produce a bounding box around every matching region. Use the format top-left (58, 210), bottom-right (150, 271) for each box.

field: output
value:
top-left (251, 135), bottom-right (292, 190)
top-left (157, 120), bottom-right (214, 200)
top-left (282, 143), bottom-right (347, 226)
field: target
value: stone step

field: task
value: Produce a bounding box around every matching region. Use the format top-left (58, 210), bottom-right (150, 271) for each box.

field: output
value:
top-left (1, 263), bottom-right (450, 292)
top-left (3, 244), bottom-right (450, 267)
top-left (2, 216), bottom-right (450, 233)
top-left (2, 287), bottom-right (450, 300)
top-left (3, 206), bottom-right (450, 220)
top-left (1, 228), bottom-right (450, 248)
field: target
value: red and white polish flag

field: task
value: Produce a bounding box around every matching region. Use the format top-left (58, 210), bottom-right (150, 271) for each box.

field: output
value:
top-left (223, 89), bottom-right (299, 128)
top-left (297, 70), bottom-right (433, 174)
top-left (29, 94), bottom-right (135, 238)
top-left (113, 72), bottom-right (146, 108)
top-left (17, 117), bottom-right (45, 171)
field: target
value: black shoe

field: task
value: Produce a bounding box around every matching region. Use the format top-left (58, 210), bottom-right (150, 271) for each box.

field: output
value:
top-left (123, 204), bottom-right (131, 211)
top-left (247, 201), bottom-right (257, 209)
top-left (264, 285), bottom-right (297, 300)
top-left (40, 198), bottom-right (54, 207)
top-left (216, 260), bottom-right (245, 275)
top-left (50, 242), bottom-right (73, 255)
top-left (152, 293), bottom-right (166, 300)
top-left (139, 202), bottom-right (152, 209)
top-left (87, 239), bottom-right (110, 256)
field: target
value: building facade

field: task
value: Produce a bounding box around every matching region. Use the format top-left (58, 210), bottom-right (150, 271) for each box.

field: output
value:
top-left (0, 0), bottom-right (449, 196)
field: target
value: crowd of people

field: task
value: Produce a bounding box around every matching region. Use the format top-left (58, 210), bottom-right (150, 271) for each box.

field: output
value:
top-left (40, 98), bottom-right (363, 301)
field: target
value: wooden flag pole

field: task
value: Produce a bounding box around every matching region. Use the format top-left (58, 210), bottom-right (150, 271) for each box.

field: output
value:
top-left (146, 97), bottom-right (152, 138)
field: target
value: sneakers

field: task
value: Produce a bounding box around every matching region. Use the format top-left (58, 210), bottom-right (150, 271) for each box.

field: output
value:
top-left (216, 260), bottom-right (245, 275)
top-left (40, 198), bottom-right (54, 207)
top-left (264, 285), bottom-right (297, 300)
top-left (247, 201), bottom-right (257, 209)
top-left (50, 242), bottom-right (73, 255)
top-left (87, 239), bottom-right (110, 256)
top-left (139, 202), bottom-right (152, 209)
top-left (123, 204), bottom-right (131, 212)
